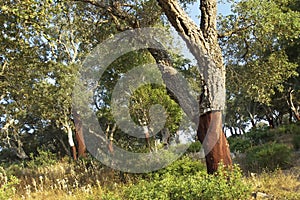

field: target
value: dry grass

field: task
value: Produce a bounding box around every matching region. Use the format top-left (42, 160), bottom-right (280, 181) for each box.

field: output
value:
top-left (2, 156), bottom-right (300, 200)
top-left (247, 168), bottom-right (300, 200)
top-left (2, 157), bottom-right (126, 200)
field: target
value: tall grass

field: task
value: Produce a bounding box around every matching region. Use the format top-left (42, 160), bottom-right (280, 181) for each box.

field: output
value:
top-left (1, 149), bottom-right (299, 200)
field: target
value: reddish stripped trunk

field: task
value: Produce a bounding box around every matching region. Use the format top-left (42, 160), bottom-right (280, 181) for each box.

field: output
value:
top-left (197, 111), bottom-right (232, 174)
top-left (71, 146), bottom-right (77, 160)
top-left (73, 111), bottom-right (87, 159)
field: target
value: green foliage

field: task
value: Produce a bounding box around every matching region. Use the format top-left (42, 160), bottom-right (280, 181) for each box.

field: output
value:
top-left (292, 135), bottom-right (300, 150)
top-left (222, 0), bottom-right (300, 103)
top-left (130, 83), bottom-right (183, 133)
top-left (186, 141), bottom-right (202, 153)
top-left (245, 127), bottom-right (276, 145)
top-left (220, 0), bottom-right (300, 128)
top-left (124, 164), bottom-right (252, 200)
top-left (0, 167), bottom-right (19, 200)
top-left (243, 123), bottom-right (300, 147)
top-left (26, 148), bottom-right (58, 169)
top-left (228, 136), bottom-right (252, 153)
top-left (270, 123), bottom-right (300, 135)
top-left (149, 156), bottom-right (206, 178)
top-left (245, 143), bottom-right (292, 172)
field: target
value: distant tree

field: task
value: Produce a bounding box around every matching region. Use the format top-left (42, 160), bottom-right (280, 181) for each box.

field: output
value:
top-left (219, 0), bottom-right (300, 129)
top-left (0, 0), bottom-right (110, 159)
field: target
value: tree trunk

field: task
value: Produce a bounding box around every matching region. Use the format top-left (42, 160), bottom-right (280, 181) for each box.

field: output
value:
top-left (73, 111), bottom-right (87, 158)
top-left (229, 127), bottom-right (234, 136)
top-left (197, 111), bottom-right (232, 174)
top-left (266, 115), bottom-right (275, 128)
top-left (65, 121), bottom-right (77, 160)
top-left (108, 123), bottom-right (117, 154)
top-left (162, 127), bottom-right (171, 149)
top-left (143, 126), bottom-right (152, 151)
top-left (157, 0), bottom-right (232, 173)
top-left (287, 89), bottom-right (300, 121)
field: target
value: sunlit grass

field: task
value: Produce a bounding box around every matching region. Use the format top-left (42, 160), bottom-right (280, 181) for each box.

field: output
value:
top-left (2, 155), bottom-right (299, 200)
top-left (247, 168), bottom-right (300, 200)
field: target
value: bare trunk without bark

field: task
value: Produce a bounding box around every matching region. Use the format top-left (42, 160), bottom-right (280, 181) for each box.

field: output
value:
top-left (197, 111), bottom-right (232, 173)
top-left (73, 111), bottom-right (87, 158)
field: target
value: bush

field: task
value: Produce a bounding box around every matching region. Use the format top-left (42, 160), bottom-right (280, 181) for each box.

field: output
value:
top-left (245, 143), bottom-right (292, 172)
top-left (228, 136), bottom-right (252, 153)
top-left (245, 128), bottom-right (275, 145)
top-left (292, 134), bottom-right (300, 150)
top-left (0, 167), bottom-right (19, 200)
top-left (26, 148), bottom-right (58, 169)
top-left (186, 141), bottom-right (202, 153)
top-left (278, 123), bottom-right (300, 135)
top-left (147, 156), bottom-right (206, 179)
top-left (124, 164), bottom-right (252, 200)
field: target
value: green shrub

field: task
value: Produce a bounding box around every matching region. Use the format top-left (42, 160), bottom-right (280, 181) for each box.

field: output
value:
top-left (245, 128), bottom-right (275, 145)
top-left (123, 164), bottom-right (252, 200)
top-left (245, 143), bottom-right (292, 172)
top-left (147, 156), bottom-right (206, 179)
top-left (26, 148), bottom-right (58, 168)
top-left (292, 134), bottom-right (300, 150)
top-left (279, 123), bottom-right (300, 135)
top-left (186, 141), bottom-right (202, 153)
top-left (0, 167), bottom-right (19, 200)
top-left (228, 136), bottom-right (252, 153)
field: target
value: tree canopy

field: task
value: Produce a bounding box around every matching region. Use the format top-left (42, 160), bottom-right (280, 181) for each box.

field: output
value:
top-left (0, 0), bottom-right (299, 170)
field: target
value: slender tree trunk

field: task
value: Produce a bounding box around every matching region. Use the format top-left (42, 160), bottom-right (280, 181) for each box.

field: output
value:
top-left (73, 112), bottom-right (86, 158)
top-left (287, 89), bottom-right (300, 121)
top-left (266, 115), bottom-right (275, 128)
top-left (108, 123), bottom-right (117, 154)
top-left (157, 0), bottom-right (232, 173)
top-left (162, 127), bottom-right (170, 149)
top-left (247, 104), bottom-right (257, 128)
top-left (65, 121), bottom-right (77, 160)
top-left (142, 125), bottom-right (153, 152)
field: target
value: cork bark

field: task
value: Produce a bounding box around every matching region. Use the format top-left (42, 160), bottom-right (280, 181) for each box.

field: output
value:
top-left (157, 0), bottom-right (232, 173)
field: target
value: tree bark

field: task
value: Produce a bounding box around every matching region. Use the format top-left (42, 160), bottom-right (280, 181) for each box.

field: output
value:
top-left (73, 111), bottom-right (87, 158)
top-left (197, 111), bottom-right (232, 174)
top-left (157, 0), bottom-right (232, 173)
top-left (64, 120), bottom-right (77, 160)
top-left (287, 89), bottom-right (300, 121)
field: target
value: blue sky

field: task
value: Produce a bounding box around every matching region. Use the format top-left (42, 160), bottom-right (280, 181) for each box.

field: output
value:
top-left (187, 1), bottom-right (233, 23)
top-left (173, 1), bottom-right (233, 64)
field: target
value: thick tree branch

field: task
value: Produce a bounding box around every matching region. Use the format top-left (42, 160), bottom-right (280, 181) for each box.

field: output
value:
top-left (147, 44), bottom-right (199, 124)
top-left (200, 0), bottom-right (217, 39)
top-left (157, 0), bottom-right (210, 57)
top-left (74, 0), bottom-right (138, 28)
top-left (157, 0), bottom-right (225, 113)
